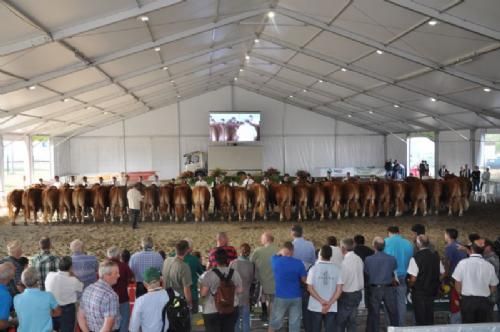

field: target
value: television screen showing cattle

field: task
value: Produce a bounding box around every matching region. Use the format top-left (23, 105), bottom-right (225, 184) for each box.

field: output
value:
top-left (209, 111), bottom-right (261, 142)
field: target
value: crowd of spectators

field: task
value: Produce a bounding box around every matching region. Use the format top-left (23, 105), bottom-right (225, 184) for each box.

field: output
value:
top-left (0, 224), bottom-right (499, 332)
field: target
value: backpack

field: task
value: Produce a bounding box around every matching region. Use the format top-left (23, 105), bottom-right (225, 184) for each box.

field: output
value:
top-left (213, 268), bottom-right (236, 314)
top-left (162, 288), bottom-right (191, 332)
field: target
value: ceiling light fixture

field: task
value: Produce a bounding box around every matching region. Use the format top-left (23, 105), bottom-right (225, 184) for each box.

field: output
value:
top-left (428, 20), bottom-right (438, 26)
top-left (430, 97), bottom-right (437, 102)
top-left (254, 38), bottom-right (260, 43)
top-left (483, 87), bottom-right (491, 92)
top-left (177, 95), bottom-right (181, 98)
top-left (303, 89), bottom-right (307, 93)
top-left (239, 68), bottom-right (244, 72)
top-left (369, 110), bottom-right (374, 114)
top-left (28, 85), bottom-right (37, 90)
top-left (103, 111), bottom-right (109, 115)
top-left (234, 77), bottom-right (238, 81)
top-left (376, 50), bottom-right (384, 55)
top-left (341, 68), bottom-right (347, 72)
top-left (138, 16), bottom-right (149, 22)
top-left (62, 98), bottom-right (70, 102)
top-left (289, 95), bottom-right (294, 98)
top-left (267, 11), bottom-right (275, 18)
top-left (154, 47), bottom-right (161, 52)
top-left (162, 66), bottom-right (168, 70)
top-left (170, 80), bottom-right (175, 83)
top-left (245, 55), bottom-right (250, 60)
top-left (85, 106), bottom-right (91, 110)
top-left (318, 79), bottom-right (323, 83)
top-left (347, 114), bottom-right (352, 118)
top-left (393, 104), bottom-right (400, 108)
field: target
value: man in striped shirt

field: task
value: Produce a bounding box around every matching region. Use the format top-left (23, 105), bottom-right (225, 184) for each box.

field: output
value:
top-left (30, 237), bottom-right (59, 291)
top-left (78, 260), bottom-right (121, 332)
top-left (129, 236), bottom-right (164, 298)
top-left (70, 239), bottom-right (98, 290)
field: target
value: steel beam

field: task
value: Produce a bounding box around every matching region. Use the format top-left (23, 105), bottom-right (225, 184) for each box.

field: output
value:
top-left (0, 9), bottom-right (265, 94)
top-left (259, 35), bottom-right (500, 122)
top-left (275, 7), bottom-right (498, 90)
top-left (250, 52), bottom-right (468, 128)
top-left (385, 0), bottom-right (500, 42)
top-left (0, 0), bottom-right (184, 56)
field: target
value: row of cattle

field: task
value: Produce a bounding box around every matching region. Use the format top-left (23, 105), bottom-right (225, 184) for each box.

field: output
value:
top-left (7, 175), bottom-right (471, 224)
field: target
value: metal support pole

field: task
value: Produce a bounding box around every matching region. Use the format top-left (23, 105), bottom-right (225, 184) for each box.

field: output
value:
top-left (282, 102), bottom-right (286, 174)
top-left (470, 129), bottom-right (476, 166)
top-left (122, 120), bottom-right (127, 174)
top-left (177, 101), bottom-right (182, 174)
top-left (434, 131), bottom-right (440, 178)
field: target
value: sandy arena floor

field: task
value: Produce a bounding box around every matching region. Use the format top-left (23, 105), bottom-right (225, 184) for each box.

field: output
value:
top-left (1, 202), bottom-right (499, 260)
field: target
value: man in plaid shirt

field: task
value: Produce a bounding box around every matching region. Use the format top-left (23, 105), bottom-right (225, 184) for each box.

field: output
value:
top-left (78, 260), bottom-right (121, 332)
top-left (129, 236), bottom-right (164, 298)
top-left (30, 237), bottom-right (59, 290)
top-left (207, 232), bottom-right (237, 268)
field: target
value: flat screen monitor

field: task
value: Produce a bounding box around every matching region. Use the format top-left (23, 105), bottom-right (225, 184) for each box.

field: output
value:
top-left (209, 111), bottom-right (261, 142)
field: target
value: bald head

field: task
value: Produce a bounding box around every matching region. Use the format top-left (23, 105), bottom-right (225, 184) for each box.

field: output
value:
top-left (261, 232), bottom-right (274, 245)
top-left (70, 239), bottom-right (84, 254)
top-left (0, 262), bottom-right (15, 284)
top-left (372, 236), bottom-right (385, 252)
top-left (216, 232), bottom-right (229, 246)
top-left (7, 240), bottom-right (22, 258)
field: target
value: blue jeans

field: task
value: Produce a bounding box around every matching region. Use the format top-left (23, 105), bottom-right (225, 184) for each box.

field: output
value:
top-left (119, 302), bottom-right (130, 332)
top-left (235, 305), bottom-right (250, 332)
top-left (337, 290), bottom-right (362, 332)
top-left (130, 209), bottom-right (140, 228)
top-left (270, 297), bottom-right (302, 332)
top-left (309, 311), bottom-right (336, 331)
top-left (367, 286), bottom-right (398, 332)
top-left (395, 276), bottom-right (407, 326)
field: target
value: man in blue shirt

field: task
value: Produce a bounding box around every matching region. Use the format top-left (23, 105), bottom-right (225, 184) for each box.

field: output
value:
top-left (14, 267), bottom-right (61, 332)
top-left (0, 262), bottom-right (15, 331)
top-left (269, 242), bottom-right (307, 332)
top-left (365, 237), bottom-right (398, 332)
top-left (384, 226), bottom-right (413, 326)
top-left (291, 225), bottom-right (315, 269)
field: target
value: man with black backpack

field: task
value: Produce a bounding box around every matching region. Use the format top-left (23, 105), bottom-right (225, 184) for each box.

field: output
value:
top-left (200, 248), bottom-right (243, 332)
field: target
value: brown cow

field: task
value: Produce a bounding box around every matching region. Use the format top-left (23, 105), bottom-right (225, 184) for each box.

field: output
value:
top-left (310, 183), bottom-right (326, 221)
top-left (250, 183), bottom-right (268, 221)
top-left (391, 181), bottom-right (406, 217)
top-left (174, 184), bottom-right (192, 222)
top-left (359, 182), bottom-right (376, 218)
top-left (7, 189), bottom-right (24, 225)
top-left (214, 184), bottom-right (233, 221)
top-left (143, 185), bottom-right (160, 221)
top-left (58, 184), bottom-right (74, 222)
top-left (91, 184), bottom-right (108, 222)
top-left (443, 177), bottom-right (463, 216)
top-left (233, 187), bottom-right (249, 221)
top-left (375, 180), bottom-right (391, 217)
top-left (423, 179), bottom-right (443, 215)
top-left (405, 178), bottom-right (428, 216)
top-left (72, 185), bottom-right (90, 223)
top-left (274, 184), bottom-right (293, 221)
top-left (23, 186), bottom-right (43, 224)
top-left (110, 186), bottom-right (128, 222)
top-left (192, 186), bottom-right (210, 222)
top-left (42, 186), bottom-right (60, 223)
top-left (159, 184), bottom-right (174, 221)
top-left (342, 181), bottom-right (360, 218)
top-left (324, 181), bottom-right (343, 220)
top-left (457, 177), bottom-right (472, 211)
top-left (294, 182), bottom-right (309, 221)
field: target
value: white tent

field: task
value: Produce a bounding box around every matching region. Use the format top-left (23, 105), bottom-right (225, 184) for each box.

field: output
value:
top-left (0, 0), bottom-right (499, 183)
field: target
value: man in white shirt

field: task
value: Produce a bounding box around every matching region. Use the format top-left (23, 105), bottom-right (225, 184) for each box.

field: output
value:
top-left (236, 120), bottom-right (257, 141)
top-left (307, 245), bottom-right (343, 331)
top-left (53, 176), bottom-right (62, 189)
top-left (67, 176), bottom-right (76, 187)
top-left (407, 235), bottom-right (445, 326)
top-left (129, 267), bottom-right (170, 332)
top-left (127, 183), bottom-right (143, 229)
top-left (481, 167), bottom-right (491, 191)
top-left (452, 239), bottom-right (499, 323)
top-left (45, 256), bottom-right (83, 332)
top-left (194, 175), bottom-right (209, 188)
top-left (120, 174), bottom-right (129, 187)
top-left (152, 174), bottom-right (161, 186)
top-left (326, 236), bottom-right (343, 266)
top-left (242, 174), bottom-right (254, 189)
top-left (337, 238), bottom-right (364, 332)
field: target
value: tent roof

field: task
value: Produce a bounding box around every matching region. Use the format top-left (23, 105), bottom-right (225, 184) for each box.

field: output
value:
top-left (0, 0), bottom-right (499, 137)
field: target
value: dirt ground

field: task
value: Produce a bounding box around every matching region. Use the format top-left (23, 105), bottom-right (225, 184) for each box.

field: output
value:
top-left (1, 201), bottom-right (499, 260)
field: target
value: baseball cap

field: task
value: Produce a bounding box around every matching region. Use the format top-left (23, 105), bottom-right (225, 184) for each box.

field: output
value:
top-left (143, 267), bottom-right (161, 283)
